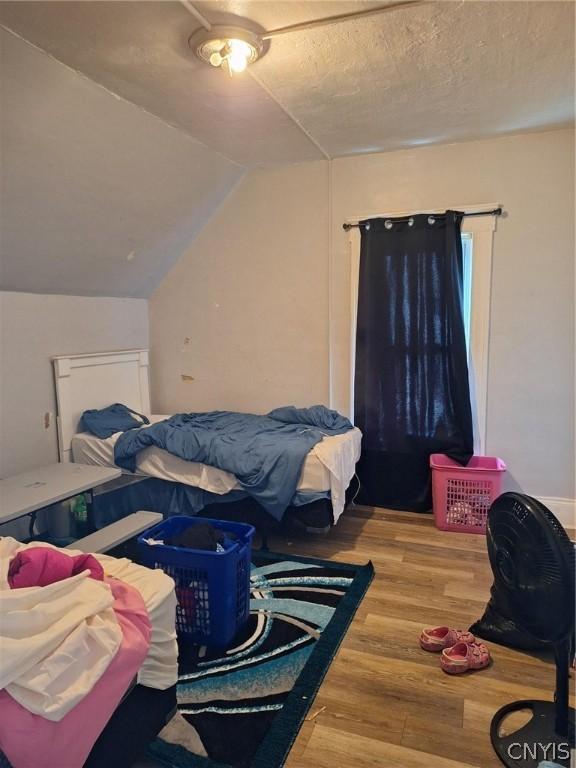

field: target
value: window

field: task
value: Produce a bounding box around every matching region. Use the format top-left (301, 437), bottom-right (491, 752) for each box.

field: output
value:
top-left (461, 233), bottom-right (473, 352)
top-left (460, 213), bottom-right (497, 454)
top-left (347, 207), bottom-right (497, 454)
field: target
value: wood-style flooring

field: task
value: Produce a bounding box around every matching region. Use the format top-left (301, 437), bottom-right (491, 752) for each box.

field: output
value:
top-left (262, 504), bottom-right (575, 768)
top-left (137, 504), bottom-right (574, 768)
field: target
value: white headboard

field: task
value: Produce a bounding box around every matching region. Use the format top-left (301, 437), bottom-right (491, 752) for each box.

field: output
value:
top-left (52, 349), bottom-right (151, 462)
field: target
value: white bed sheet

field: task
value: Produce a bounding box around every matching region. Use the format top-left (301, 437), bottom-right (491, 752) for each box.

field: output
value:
top-left (71, 416), bottom-right (361, 522)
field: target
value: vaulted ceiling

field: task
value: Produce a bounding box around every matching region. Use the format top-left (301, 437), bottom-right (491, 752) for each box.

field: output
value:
top-left (0, 0), bottom-right (574, 296)
top-left (2, 1), bottom-right (573, 164)
top-left (0, 26), bottom-right (243, 297)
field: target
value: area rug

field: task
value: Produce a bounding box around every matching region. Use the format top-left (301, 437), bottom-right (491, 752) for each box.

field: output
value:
top-left (147, 551), bottom-right (374, 768)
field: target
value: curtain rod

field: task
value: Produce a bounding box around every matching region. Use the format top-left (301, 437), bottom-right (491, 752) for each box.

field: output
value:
top-left (342, 207), bottom-right (503, 231)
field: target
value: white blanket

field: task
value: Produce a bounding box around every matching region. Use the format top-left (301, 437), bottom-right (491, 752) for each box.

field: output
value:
top-left (0, 537), bottom-right (122, 722)
top-left (314, 430), bottom-right (361, 522)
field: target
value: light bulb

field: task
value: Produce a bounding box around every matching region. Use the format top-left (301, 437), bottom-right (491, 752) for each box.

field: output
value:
top-left (228, 39), bottom-right (252, 57)
top-left (227, 51), bottom-right (248, 73)
top-left (209, 51), bottom-right (223, 67)
top-left (191, 27), bottom-right (262, 74)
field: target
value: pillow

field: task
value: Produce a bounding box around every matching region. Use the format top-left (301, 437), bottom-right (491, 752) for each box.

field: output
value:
top-left (81, 403), bottom-right (150, 439)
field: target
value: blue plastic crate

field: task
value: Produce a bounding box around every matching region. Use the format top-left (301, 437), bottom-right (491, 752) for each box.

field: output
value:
top-left (137, 516), bottom-right (254, 647)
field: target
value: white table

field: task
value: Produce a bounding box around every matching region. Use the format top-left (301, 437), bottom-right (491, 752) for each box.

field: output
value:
top-left (0, 463), bottom-right (164, 553)
top-left (0, 463), bottom-right (122, 525)
top-left (1, 463), bottom-right (165, 553)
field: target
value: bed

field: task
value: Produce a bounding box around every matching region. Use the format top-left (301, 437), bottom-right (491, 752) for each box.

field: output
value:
top-left (53, 349), bottom-right (361, 532)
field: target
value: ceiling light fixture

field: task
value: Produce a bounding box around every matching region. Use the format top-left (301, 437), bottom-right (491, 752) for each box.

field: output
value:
top-left (189, 26), bottom-right (263, 75)
top-left (182, 0), bottom-right (427, 76)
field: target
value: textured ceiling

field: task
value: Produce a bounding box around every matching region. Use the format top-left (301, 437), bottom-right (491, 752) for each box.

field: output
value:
top-left (253, 0), bottom-right (576, 156)
top-left (0, 0), bottom-right (573, 165)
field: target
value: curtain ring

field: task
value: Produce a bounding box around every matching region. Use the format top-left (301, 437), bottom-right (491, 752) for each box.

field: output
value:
top-left (428, 216), bottom-right (436, 225)
top-left (385, 220), bottom-right (393, 230)
top-left (408, 217), bottom-right (414, 227)
top-left (364, 222), bottom-right (371, 231)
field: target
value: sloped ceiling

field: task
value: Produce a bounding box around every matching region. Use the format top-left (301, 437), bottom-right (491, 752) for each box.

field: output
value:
top-left (0, 1), bottom-right (328, 167)
top-left (0, 27), bottom-right (243, 297)
top-left (0, 1), bottom-right (574, 297)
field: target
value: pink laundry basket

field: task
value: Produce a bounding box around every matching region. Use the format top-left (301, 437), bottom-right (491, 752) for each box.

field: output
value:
top-left (430, 454), bottom-right (507, 534)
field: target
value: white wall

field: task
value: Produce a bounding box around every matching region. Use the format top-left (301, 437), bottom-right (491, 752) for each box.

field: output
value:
top-left (150, 128), bottom-right (574, 506)
top-left (330, 128), bottom-right (575, 503)
top-left (0, 291), bottom-right (148, 478)
top-left (150, 160), bottom-right (330, 415)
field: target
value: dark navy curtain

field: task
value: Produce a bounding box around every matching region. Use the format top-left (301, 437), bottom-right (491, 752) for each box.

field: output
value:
top-left (354, 211), bottom-right (473, 512)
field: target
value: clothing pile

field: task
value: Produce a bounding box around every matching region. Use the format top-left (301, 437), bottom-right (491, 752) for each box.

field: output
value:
top-left (0, 537), bottom-right (178, 768)
top-left (144, 520), bottom-right (237, 553)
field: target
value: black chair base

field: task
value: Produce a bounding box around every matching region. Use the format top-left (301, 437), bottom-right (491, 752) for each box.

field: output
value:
top-left (490, 699), bottom-right (575, 768)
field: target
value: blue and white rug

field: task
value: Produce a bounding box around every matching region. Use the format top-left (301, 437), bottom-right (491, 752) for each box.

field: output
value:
top-left (148, 552), bottom-right (373, 768)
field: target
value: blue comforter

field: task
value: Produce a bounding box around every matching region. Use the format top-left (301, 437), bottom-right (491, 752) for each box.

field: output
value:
top-left (114, 407), bottom-right (352, 520)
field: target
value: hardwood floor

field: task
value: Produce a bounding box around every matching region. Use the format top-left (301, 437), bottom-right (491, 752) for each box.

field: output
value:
top-left (261, 504), bottom-right (576, 768)
top-left (137, 504), bottom-right (574, 768)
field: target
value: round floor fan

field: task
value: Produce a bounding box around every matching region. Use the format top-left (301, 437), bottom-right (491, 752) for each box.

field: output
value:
top-left (486, 492), bottom-right (575, 767)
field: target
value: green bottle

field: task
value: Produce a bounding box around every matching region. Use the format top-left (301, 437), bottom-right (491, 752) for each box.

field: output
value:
top-left (72, 494), bottom-right (88, 536)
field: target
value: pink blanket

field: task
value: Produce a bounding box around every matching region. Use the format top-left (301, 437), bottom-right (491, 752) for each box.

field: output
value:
top-left (8, 547), bottom-right (104, 588)
top-left (0, 578), bottom-right (151, 768)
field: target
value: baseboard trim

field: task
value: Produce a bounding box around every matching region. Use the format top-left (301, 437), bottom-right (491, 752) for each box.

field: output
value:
top-left (538, 496), bottom-right (575, 530)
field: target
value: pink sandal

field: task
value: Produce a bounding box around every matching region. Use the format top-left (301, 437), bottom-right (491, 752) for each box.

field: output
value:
top-left (419, 626), bottom-right (475, 652)
top-left (440, 641), bottom-right (491, 674)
